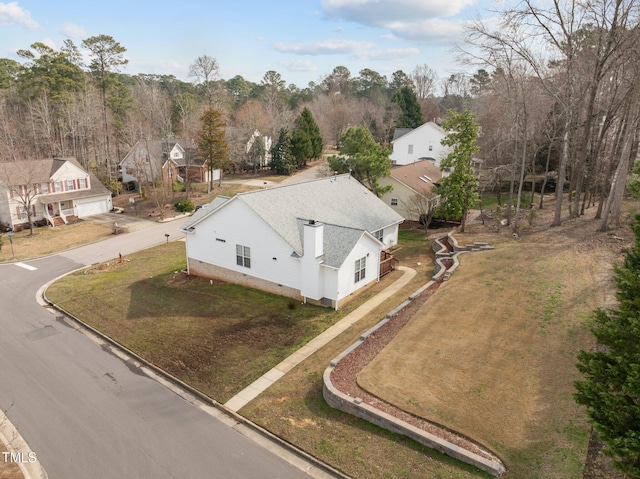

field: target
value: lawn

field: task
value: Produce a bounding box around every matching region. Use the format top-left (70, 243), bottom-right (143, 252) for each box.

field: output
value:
top-left (45, 241), bottom-right (409, 403)
top-left (359, 240), bottom-right (598, 478)
top-left (43, 211), bottom-right (629, 478)
top-left (0, 221), bottom-right (113, 263)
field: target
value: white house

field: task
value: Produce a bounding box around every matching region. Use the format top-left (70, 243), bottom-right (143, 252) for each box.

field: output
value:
top-left (390, 121), bottom-right (452, 168)
top-left (378, 160), bottom-right (442, 222)
top-left (0, 158), bottom-right (112, 231)
top-left (181, 174), bottom-right (404, 309)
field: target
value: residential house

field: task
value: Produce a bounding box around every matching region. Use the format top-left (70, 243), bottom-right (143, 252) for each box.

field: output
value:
top-left (390, 121), bottom-right (452, 168)
top-left (120, 139), bottom-right (219, 186)
top-left (181, 174), bottom-right (404, 309)
top-left (0, 158), bottom-right (112, 231)
top-left (246, 130), bottom-right (272, 169)
top-left (378, 160), bottom-right (442, 222)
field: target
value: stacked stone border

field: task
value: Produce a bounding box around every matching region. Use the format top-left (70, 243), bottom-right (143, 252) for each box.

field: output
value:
top-left (323, 232), bottom-right (506, 477)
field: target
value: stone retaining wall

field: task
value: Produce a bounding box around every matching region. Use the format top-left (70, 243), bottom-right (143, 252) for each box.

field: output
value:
top-left (323, 233), bottom-right (505, 477)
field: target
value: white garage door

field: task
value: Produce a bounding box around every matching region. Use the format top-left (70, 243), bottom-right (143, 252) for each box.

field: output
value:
top-left (76, 199), bottom-right (109, 217)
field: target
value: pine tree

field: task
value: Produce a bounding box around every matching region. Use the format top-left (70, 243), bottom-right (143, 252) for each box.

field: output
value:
top-left (327, 125), bottom-right (391, 196)
top-left (270, 128), bottom-right (296, 175)
top-left (575, 214), bottom-right (640, 478)
top-left (436, 109), bottom-right (481, 232)
top-left (291, 107), bottom-right (323, 167)
top-left (391, 86), bottom-right (424, 128)
top-left (197, 108), bottom-right (229, 192)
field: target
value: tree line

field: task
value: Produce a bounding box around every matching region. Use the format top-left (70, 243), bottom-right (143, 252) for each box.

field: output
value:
top-left (0, 39), bottom-right (443, 182)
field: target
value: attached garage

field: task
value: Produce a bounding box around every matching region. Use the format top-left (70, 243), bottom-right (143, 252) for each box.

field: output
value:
top-left (75, 197), bottom-right (112, 217)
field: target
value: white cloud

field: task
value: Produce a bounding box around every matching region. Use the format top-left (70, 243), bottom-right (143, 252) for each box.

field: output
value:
top-left (355, 47), bottom-right (420, 61)
top-left (322, 0), bottom-right (476, 24)
top-left (280, 58), bottom-right (319, 73)
top-left (41, 37), bottom-right (56, 50)
top-left (321, 0), bottom-right (475, 43)
top-left (0, 2), bottom-right (38, 30)
top-left (59, 23), bottom-right (88, 39)
top-left (273, 39), bottom-right (375, 56)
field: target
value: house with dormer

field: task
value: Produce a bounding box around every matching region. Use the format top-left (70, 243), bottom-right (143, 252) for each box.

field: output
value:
top-left (378, 160), bottom-right (442, 222)
top-left (0, 158), bottom-right (112, 231)
top-left (181, 174), bottom-right (403, 309)
top-left (120, 139), bottom-right (219, 187)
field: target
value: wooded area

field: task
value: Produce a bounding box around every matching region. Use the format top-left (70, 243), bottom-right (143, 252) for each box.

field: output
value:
top-left (0, 0), bottom-right (638, 234)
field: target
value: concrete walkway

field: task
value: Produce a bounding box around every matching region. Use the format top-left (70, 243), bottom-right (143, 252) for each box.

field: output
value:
top-left (225, 266), bottom-right (417, 412)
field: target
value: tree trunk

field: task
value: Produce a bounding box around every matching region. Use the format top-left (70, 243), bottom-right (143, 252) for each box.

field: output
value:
top-left (597, 105), bottom-right (637, 231)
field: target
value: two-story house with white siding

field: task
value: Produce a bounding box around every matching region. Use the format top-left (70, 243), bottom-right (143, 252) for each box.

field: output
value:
top-left (0, 158), bottom-right (112, 231)
top-left (181, 174), bottom-right (404, 310)
top-left (390, 121), bottom-right (452, 168)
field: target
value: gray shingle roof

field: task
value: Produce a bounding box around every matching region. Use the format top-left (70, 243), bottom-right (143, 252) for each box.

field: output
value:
top-left (183, 174), bottom-right (403, 267)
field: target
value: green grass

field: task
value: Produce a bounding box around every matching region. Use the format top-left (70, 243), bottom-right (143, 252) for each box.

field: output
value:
top-left (46, 242), bottom-right (345, 402)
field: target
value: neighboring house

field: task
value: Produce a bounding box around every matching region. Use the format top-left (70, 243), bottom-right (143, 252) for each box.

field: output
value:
top-left (0, 158), bottom-right (112, 231)
top-left (246, 130), bottom-right (272, 168)
top-left (120, 139), bottom-right (219, 186)
top-left (390, 121), bottom-right (452, 168)
top-left (181, 174), bottom-right (404, 309)
top-left (378, 160), bottom-right (442, 222)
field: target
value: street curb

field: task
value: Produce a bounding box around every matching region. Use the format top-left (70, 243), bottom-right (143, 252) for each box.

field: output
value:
top-left (0, 409), bottom-right (48, 479)
top-left (41, 285), bottom-right (349, 479)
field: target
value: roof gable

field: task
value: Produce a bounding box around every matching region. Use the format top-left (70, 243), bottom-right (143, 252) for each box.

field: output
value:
top-left (0, 158), bottom-right (88, 186)
top-left (183, 174), bottom-right (403, 255)
top-left (392, 121), bottom-right (446, 144)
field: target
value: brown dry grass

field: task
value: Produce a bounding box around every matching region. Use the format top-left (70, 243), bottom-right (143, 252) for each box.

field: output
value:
top-left (357, 206), bottom-right (634, 478)
top-left (0, 445), bottom-right (23, 479)
top-left (0, 221), bottom-right (113, 263)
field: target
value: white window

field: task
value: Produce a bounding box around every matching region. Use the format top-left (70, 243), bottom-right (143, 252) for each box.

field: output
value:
top-left (41, 183), bottom-right (49, 194)
top-left (408, 144), bottom-right (413, 154)
top-left (391, 198), bottom-right (398, 206)
top-left (54, 181), bottom-right (62, 192)
top-left (354, 256), bottom-right (366, 283)
top-left (67, 179), bottom-right (75, 191)
top-left (79, 178), bottom-right (87, 189)
top-left (236, 244), bottom-right (251, 268)
top-left (374, 229), bottom-right (384, 241)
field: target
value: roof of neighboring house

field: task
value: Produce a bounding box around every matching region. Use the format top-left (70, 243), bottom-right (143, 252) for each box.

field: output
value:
top-left (183, 174), bottom-right (403, 267)
top-left (0, 157), bottom-right (98, 185)
top-left (39, 173), bottom-right (111, 202)
top-left (392, 128), bottom-right (414, 141)
top-left (391, 121), bottom-right (446, 143)
top-left (120, 139), bottom-right (201, 167)
top-left (0, 158), bottom-right (70, 185)
top-left (389, 160), bottom-right (442, 196)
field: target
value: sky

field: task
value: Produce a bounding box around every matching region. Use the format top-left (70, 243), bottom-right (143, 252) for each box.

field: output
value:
top-left (0, 0), bottom-right (497, 89)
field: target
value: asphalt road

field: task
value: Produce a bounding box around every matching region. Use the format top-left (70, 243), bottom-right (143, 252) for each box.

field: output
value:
top-left (0, 219), bottom-right (315, 479)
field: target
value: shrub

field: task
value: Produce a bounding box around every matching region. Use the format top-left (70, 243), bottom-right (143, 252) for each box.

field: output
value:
top-left (175, 199), bottom-right (195, 213)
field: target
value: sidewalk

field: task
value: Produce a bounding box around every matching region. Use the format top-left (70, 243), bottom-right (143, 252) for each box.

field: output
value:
top-left (225, 266), bottom-right (417, 412)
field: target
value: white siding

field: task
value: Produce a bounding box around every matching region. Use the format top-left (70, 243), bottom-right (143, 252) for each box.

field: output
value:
top-left (336, 234), bottom-right (382, 303)
top-left (322, 267), bottom-right (339, 302)
top-left (187, 199), bottom-right (302, 289)
top-left (390, 123), bottom-right (451, 167)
